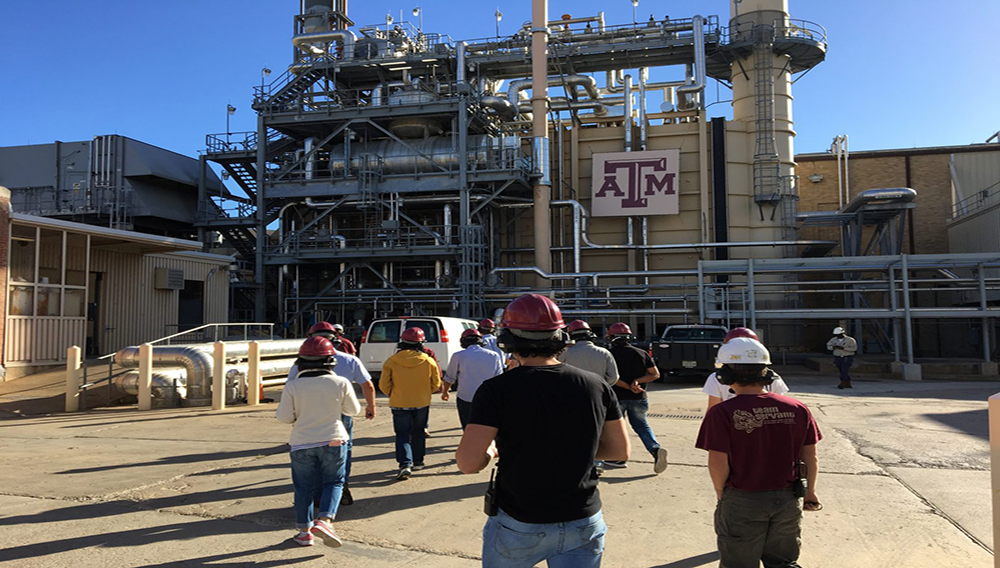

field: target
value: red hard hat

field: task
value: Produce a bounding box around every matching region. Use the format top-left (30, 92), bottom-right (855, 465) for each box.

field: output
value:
top-left (501, 294), bottom-right (565, 331)
top-left (299, 336), bottom-right (336, 358)
top-left (478, 318), bottom-right (496, 330)
top-left (724, 327), bottom-right (758, 343)
top-left (567, 320), bottom-right (591, 333)
top-left (400, 327), bottom-right (426, 343)
top-left (309, 322), bottom-right (336, 335)
top-left (607, 322), bottom-right (633, 336)
top-left (461, 328), bottom-right (483, 339)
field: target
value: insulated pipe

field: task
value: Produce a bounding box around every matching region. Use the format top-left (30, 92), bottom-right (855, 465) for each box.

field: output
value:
top-left (304, 137), bottom-right (315, 180)
top-left (113, 347), bottom-right (214, 407)
top-left (457, 41), bottom-right (467, 86)
top-left (639, 68), bottom-right (648, 150)
top-left (531, 0), bottom-right (552, 277)
top-left (839, 188), bottom-right (916, 214)
top-left (292, 30), bottom-right (357, 58)
top-left (481, 96), bottom-right (517, 121)
top-left (508, 75), bottom-right (605, 116)
top-left (624, 75), bottom-right (633, 151)
top-left (505, 200), bottom-right (835, 251)
top-left (676, 15), bottom-right (706, 110)
top-left (444, 204), bottom-right (453, 244)
top-left (517, 99), bottom-right (607, 115)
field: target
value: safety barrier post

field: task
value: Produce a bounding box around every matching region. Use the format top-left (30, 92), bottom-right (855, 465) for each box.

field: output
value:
top-left (990, 392), bottom-right (1000, 568)
top-left (138, 343), bottom-right (153, 411)
top-left (247, 341), bottom-right (261, 406)
top-left (212, 341), bottom-right (226, 410)
top-left (65, 346), bottom-right (82, 412)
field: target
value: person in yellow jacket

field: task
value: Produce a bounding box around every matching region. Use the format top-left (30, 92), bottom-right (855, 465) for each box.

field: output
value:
top-left (380, 326), bottom-right (442, 480)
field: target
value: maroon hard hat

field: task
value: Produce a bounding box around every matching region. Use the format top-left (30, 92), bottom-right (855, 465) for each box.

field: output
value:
top-left (607, 322), bottom-right (633, 337)
top-left (724, 327), bottom-right (758, 343)
top-left (461, 328), bottom-right (483, 339)
top-left (400, 327), bottom-right (426, 343)
top-left (567, 320), bottom-right (592, 333)
top-left (478, 318), bottom-right (496, 330)
top-left (309, 322), bottom-right (336, 336)
top-left (501, 294), bottom-right (565, 331)
top-left (299, 336), bottom-right (336, 358)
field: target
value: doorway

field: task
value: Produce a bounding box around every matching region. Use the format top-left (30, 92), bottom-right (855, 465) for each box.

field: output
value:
top-left (178, 280), bottom-right (205, 333)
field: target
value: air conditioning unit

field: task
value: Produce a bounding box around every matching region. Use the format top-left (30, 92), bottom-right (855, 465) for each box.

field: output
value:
top-left (154, 268), bottom-right (184, 290)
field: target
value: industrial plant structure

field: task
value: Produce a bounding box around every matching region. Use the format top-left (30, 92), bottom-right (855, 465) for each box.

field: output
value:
top-left (1, 0), bottom-right (996, 379)
top-left (201, 0), bottom-right (828, 333)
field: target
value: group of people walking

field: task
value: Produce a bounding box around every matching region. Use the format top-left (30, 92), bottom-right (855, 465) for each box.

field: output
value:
top-left (274, 297), bottom-right (828, 567)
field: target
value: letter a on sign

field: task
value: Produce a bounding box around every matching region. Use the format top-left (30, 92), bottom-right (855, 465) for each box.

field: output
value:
top-left (591, 150), bottom-right (680, 217)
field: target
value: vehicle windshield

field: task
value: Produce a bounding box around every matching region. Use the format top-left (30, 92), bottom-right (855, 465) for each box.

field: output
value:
top-left (662, 328), bottom-right (726, 341)
top-left (367, 320), bottom-right (441, 343)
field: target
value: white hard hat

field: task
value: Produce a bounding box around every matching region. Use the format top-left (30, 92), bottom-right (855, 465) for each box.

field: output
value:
top-left (716, 337), bottom-right (771, 366)
top-left (833, 327), bottom-right (845, 335)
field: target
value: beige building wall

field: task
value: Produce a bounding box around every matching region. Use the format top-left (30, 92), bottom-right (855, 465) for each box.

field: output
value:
top-left (91, 251), bottom-right (230, 354)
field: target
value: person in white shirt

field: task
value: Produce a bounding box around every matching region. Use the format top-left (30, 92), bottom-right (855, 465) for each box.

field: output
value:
top-left (826, 326), bottom-right (858, 389)
top-left (703, 328), bottom-right (790, 410)
top-left (478, 318), bottom-right (511, 367)
top-left (440, 329), bottom-right (504, 429)
top-left (289, 324), bottom-right (376, 507)
top-left (275, 337), bottom-right (360, 548)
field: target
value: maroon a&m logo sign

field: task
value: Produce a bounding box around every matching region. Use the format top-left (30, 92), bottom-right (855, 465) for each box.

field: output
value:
top-left (591, 150), bottom-right (680, 217)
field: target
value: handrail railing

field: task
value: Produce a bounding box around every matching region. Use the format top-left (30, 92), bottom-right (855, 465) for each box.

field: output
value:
top-left (157, 322), bottom-right (274, 345)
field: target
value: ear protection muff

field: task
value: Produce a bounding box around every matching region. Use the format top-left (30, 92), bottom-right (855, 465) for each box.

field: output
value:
top-left (496, 328), bottom-right (572, 353)
top-left (715, 365), bottom-right (736, 385)
top-left (715, 366), bottom-right (775, 386)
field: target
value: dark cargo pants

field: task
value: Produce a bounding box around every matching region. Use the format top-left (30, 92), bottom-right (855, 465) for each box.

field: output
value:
top-left (714, 487), bottom-right (803, 568)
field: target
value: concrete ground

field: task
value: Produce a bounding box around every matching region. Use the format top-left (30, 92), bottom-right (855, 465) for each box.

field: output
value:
top-left (0, 367), bottom-right (995, 567)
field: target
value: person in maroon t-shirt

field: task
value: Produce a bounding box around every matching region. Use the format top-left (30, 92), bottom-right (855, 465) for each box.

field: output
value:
top-left (696, 337), bottom-right (822, 568)
top-left (331, 324), bottom-right (356, 356)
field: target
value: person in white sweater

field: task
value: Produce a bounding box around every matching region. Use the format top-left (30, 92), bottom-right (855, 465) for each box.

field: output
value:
top-left (276, 337), bottom-right (361, 548)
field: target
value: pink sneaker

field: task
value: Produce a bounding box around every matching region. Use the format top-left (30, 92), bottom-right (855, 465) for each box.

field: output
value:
top-left (293, 531), bottom-right (314, 546)
top-left (310, 519), bottom-right (343, 548)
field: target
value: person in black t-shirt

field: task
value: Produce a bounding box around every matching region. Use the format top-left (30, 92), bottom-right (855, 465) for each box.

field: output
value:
top-left (605, 322), bottom-right (669, 474)
top-left (457, 294), bottom-right (630, 568)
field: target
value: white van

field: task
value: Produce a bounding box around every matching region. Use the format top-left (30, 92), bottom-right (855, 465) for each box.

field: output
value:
top-left (360, 316), bottom-right (479, 378)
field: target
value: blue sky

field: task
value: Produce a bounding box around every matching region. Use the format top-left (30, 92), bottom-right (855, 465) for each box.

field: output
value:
top-left (1, 0), bottom-right (997, 159)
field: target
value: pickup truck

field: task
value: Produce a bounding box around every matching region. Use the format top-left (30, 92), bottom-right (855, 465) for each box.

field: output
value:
top-left (651, 325), bottom-right (728, 379)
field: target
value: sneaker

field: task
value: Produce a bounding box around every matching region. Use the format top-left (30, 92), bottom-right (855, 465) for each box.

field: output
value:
top-left (293, 531), bottom-right (315, 546)
top-left (603, 460), bottom-right (628, 469)
top-left (310, 519), bottom-right (343, 548)
top-left (397, 466), bottom-right (412, 480)
top-left (653, 447), bottom-right (668, 474)
top-left (340, 486), bottom-right (354, 506)
top-left (412, 464), bottom-right (426, 471)
top-left (424, 428), bottom-right (431, 438)
top-left (595, 462), bottom-right (606, 477)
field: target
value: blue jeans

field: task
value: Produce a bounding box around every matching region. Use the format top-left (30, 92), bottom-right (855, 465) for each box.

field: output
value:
top-left (834, 356), bottom-right (854, 382)
top-left (391, 407), bottom-right (429, 467)
top-left (619, 398), bottom-right (661, 457)
top-left (290, 444), bottom-right (347, 530)
top-left (715, 488), bottom-right (803, 568)
top-left (342, 414), bottom-right (354, 482)
top-left (482, 509), bottom-right (606, 568)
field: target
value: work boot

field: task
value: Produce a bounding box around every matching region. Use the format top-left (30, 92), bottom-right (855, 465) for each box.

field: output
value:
top-left (340, 484), bottom-right (353, 506)
top-left (837, 381), bottom-right (848, 389)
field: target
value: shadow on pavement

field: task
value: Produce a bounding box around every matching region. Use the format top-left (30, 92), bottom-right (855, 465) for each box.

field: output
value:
top-left (649, 550), bottom-right (719, 567)
top-left (56, 445), bottom-right (288, 474)
top-left (0, 506), bottom-right (314, 564)
top-left (924, 408), bottom-right (989, 440)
